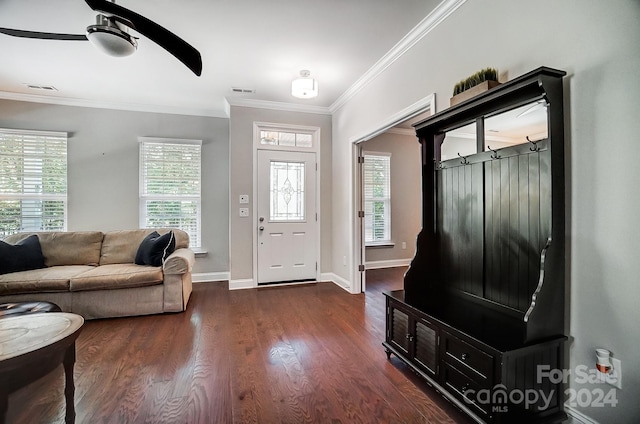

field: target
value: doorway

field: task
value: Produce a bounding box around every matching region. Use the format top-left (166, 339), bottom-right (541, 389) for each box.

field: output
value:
top-left (256, 150), bottom-right (317, 284)
top-left (353, 95), bottom-right (435, 293)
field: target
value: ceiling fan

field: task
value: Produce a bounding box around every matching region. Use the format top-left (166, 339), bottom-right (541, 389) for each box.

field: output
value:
top-left (0, 0), bottom-right (202, 76)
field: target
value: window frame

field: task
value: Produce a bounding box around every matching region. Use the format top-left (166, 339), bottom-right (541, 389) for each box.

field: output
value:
top-left (138, 137), bottom-right (202, 248)
top-left (363, 151), bottom-right (392, 246)
top-left (0, 128), bottom-right (68, 237)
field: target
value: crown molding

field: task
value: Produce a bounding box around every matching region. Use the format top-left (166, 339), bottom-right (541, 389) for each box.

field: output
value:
top-left (225, 97), bottom-right (331, 115)
top-left (0, 90), bottom-right (228, 118)
top-left (329, 0), bottom-right (467, 114)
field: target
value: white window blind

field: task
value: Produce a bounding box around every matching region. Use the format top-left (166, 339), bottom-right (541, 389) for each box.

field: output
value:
top-left (0, 128), bottom-right (67, 237)
top-left (139, 138), bottom-right (202, 248)
top-left (363, 152), bottom-right (391, 244)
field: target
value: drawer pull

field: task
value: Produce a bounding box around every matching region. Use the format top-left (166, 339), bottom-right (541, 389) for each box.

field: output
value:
top-left (406, 333), bottom-right (414, 342)
top-left (461, 353), bottom-right (469, 361)
top-left (461, 383), bottom-right (470, 393)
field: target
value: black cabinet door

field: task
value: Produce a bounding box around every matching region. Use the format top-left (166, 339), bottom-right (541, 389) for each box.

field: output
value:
top-left (413, 318), bottom-right (438, 376)
top-left (388, 304), bottom-right (410, 356)
top-left (387, 298), bottom-right (439, 378)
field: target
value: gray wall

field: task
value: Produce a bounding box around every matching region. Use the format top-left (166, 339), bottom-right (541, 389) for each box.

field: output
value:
top-left (331, 0), bottom-right (640, 421)
top-left (229, 105), bottom-right (332, 281)
top-left (0, 99), bottom-right (229, 274)
top-left (362, 131), bottom-right (421, 266)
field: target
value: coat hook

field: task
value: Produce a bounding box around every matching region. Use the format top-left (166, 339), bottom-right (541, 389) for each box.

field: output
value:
top-left (487, 145), bottom-right (500, 160)
top-left (527, 136), bottom-right (540, 152)
top-left (458, 152), bottom-right (469, 165)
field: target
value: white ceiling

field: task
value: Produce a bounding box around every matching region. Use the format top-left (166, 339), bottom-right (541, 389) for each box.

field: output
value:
top-left (0, 0), bottom-right (439, 117)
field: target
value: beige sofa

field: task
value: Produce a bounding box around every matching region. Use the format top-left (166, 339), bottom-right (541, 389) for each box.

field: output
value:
top-left (0, 229), bottom-right (194, 320)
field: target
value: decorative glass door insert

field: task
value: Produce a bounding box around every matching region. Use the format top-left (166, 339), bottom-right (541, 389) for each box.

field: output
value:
top-left (270, 161), bottom-right (305, 221)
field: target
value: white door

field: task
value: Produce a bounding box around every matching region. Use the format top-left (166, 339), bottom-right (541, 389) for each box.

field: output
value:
top-left (257, 150), bottom-right (317, 284)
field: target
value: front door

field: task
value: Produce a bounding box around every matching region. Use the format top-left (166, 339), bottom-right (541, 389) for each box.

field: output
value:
top-left (257, 150), bottom-right (317, 284)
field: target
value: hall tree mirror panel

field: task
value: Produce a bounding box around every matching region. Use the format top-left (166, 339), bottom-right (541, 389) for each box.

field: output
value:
top-left (383, 67), bottom-right (567, 424)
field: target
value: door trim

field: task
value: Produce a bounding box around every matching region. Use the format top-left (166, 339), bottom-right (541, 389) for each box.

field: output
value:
top-left (252, 122), bottom-right (321, 288)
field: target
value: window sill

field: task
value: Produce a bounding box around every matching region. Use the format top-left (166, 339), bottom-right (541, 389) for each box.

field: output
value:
top-left (365, 242), bottom-right (395, 249)
top-left (191, 249), bottom-right (208, 258)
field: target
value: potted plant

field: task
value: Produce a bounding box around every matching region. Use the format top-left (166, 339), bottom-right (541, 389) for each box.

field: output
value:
top-left (450, 67), bottom-right (500, 106)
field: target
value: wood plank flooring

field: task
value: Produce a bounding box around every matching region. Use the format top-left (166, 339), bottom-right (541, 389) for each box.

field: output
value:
top-left (6, 268), bottom-right (473, 423)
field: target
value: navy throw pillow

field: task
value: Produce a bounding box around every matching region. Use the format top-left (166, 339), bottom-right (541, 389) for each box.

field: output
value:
top-left (134, 231), bottom-right (176, 266)
top-left (0, 234), bottom-right (46, 275)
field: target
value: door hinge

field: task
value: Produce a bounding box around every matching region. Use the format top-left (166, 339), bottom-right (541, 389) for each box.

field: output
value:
top-left (358, 264), bottom-right (365, 272)
top-left (358, 156), bottom-right (365, 164)
top-left (358, 210), bottom-right (365, 218)
top-left (316, 212), bottom-right (318, 221)
top-left (315, 163), bottom-right (318, 171)
top-left (316, 262), bottom-right (318, 271)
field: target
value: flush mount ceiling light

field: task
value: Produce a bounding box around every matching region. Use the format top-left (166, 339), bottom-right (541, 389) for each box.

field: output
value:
top-left (291, 70), bottom-right (318, 99)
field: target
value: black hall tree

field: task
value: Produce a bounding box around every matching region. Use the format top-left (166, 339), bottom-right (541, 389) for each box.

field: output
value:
top-left (383, 67), bottom-right (567, 424)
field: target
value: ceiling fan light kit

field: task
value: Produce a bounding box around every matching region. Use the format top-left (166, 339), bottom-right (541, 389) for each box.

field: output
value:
top-left (86, 15), bottom-right (137, 57)
top-left (0, 0), bottom-right (202, 75)
top-left (291, 70), bottom-right (318, 99)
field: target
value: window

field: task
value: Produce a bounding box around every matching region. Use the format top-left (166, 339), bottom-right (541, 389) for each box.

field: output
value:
top-left (363, 152), bottom-right (391, 244)
top-left (139, 138), bottom-right (202, 248)
top-left (0, 128), bottom-right (67, 237)
top-left (260, 130), bottom-right (313, 148)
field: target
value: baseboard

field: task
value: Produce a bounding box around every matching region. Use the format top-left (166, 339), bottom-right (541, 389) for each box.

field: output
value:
top-left (321, 272), bottom-right (352, 292)
top-left (192, 272), bottom-right (230, 283)
top-left (564, 405), bottom-right (598, 424)
top-left (365, 258), bottom-right (412, 270)
top-left (228, 278), bottom-right (255, 290)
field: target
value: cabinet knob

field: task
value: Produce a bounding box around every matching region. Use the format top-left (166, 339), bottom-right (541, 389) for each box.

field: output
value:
top-left (461, 353), bottom-right (469, 361)
top-left (462, 383), bottom-right (470, 393)
top-left (406, 333), bottom-right (414, 342)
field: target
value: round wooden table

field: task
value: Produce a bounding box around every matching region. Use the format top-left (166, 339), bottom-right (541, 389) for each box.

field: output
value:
top-left (0, 312), bottom-right (84, 424)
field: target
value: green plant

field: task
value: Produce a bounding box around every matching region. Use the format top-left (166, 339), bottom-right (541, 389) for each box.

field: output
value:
top-left (452, 67), bottom-right (499, 96)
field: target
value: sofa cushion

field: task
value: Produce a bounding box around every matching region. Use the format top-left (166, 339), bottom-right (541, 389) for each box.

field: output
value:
top-left (70, 264), bottom-right (164, 292)
top-left (0, 265), bottom-right (95, 295)
top-left (135, 231), bottom-right (176, 266)
top-left (100, 228), bottom-right (189, 265)
top-left (0, 235), bottom-right (46, 275)
top-left (4, 231), bottom-right (104, 267)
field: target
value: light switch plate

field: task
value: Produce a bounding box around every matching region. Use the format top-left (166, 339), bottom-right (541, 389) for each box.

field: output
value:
top-left (239, 195), bottom-right (249, 204)
top-left (239, 208), bottom-right (249, 217)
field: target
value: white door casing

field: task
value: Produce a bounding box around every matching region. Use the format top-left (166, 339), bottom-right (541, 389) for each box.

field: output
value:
top-left (257, 149), bottom-right (317, 284)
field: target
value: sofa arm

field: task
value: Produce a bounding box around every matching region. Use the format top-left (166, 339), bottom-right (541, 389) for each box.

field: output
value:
top-left (163, 248), bottom-right (195, 275)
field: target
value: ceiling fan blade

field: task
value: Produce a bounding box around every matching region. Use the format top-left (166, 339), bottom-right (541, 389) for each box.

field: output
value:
top-left (0, 27), bottom-right (87, 41)
top-left (85, 0), bottom-right (202, 76)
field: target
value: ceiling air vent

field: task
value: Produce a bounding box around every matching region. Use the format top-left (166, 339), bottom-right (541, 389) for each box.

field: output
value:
top-left (231, 87), bottom-right (255, 94)
top-left (24, 83), bottom-right (58, 91)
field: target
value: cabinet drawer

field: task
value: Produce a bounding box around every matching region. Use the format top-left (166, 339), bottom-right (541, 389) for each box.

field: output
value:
top-left (442, 362), bottom-right (490, 416)
top-left (443, 333), bottom-right (493, 381)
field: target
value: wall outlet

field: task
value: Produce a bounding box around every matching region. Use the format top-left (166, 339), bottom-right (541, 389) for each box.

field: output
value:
top-left (239, 194), bottom-right (249, 204)
top-left (401, 241), bottom-right (407, 249)
top-left (606, 358), bottom-right (622, 389)
top-left (239, 208), bottom-right (249, 217)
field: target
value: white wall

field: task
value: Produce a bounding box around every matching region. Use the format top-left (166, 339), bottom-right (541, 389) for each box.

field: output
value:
top-left (228, 106), bottom-right (332, 283)
top-left (0, 99), bottom-right (230, 275)
top-left (332, 0), bottom-right (640, 421)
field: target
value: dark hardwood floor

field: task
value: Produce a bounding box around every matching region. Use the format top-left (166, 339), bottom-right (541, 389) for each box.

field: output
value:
top-left (6, 268), bottom-right (473, 423)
